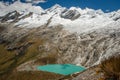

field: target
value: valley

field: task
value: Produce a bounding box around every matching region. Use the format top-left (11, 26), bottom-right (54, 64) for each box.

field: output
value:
top-left (0, 1), bottom-right (120, 80)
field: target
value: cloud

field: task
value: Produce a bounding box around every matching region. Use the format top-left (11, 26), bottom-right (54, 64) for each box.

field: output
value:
top-left (25, 0), bottom-right (47, 4)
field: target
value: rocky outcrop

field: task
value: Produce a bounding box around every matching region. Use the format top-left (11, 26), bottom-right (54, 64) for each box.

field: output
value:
top-left (1, 22), bottom-right (120, 69)
top-left (60, 9), bottom-right (81, 20)
top-left (1, 11), bottom-right (20, 22)
top-left (0, 11), bottom-right (33, 23)
top-left (108, 10), bottom-right (120, 21)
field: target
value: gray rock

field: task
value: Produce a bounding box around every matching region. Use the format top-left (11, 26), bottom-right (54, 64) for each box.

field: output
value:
top-left (60, 9), bottom-right (81, 20)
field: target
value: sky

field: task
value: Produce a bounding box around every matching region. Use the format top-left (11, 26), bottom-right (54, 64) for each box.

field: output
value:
top-left (0, 0), bottom-right (120, 12)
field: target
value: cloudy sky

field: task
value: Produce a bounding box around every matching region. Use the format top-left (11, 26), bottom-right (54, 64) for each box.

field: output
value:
top-left (1, 0), bottom-right (120, 12)
top-left (24, 0), bottom-right (46, 4)
top-left (1, 0), bottom-right (46, 4)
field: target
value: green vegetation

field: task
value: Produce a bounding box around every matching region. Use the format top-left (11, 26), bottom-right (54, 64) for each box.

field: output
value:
top-left (0, 71), bottom-right (62, 80)
top-left (0, 31), bottom-right (61, 80)
top-left (0, 44), bottom-right (16, 74)
top-left (17, 38), bottom-right (44, 65)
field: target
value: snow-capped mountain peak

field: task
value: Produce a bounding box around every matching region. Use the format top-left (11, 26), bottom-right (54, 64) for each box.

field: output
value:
top-left (0, 1), bottom-right (120, 34)
top-left (0, 2), bottom-right (120, 79)
top-left (46, 4), bottom-right (66, 14)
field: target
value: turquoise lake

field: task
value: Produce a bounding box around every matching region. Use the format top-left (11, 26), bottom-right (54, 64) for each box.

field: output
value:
top-left (37, 64), bottom-right (86, 75)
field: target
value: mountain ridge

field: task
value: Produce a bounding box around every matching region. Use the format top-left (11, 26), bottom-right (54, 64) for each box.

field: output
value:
top-left (0, 1), bottom-right (120, 80)
top-left (0, 1), bottom-right (120, 34)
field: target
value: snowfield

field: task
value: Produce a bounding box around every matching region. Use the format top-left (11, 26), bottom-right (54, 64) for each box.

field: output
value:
top-left (0, 1), bottom-right (120, 34)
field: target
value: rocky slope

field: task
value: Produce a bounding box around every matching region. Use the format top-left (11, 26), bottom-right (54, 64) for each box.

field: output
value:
top-left (0, 1), bottom-right (120, 80)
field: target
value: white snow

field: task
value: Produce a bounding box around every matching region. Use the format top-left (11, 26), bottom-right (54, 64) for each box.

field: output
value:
top-left (49, 11), bottom-right (114, 33)
top-left (0, 1), bottom-right (120, 67)
top-left (0, 1), bottom-right (44, 16)
top-left (0, 2), bottom-right (6, 9)
top-left (0, 1), bottom-right (120, 34)
top-left (15, 13), bottom-right (52, 27)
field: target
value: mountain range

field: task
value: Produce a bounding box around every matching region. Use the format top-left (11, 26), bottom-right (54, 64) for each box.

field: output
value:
top-left (0, 1), bottom-right (120, 80)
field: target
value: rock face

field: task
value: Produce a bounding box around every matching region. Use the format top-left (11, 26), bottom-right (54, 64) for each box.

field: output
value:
top-left (108, 10), bottom-right (120, 21)
top-left (46, 4), bottom-right (81, 20)
top-left (0, 11), bottom-right (33, 23)
top-left (1, 11), bottom-right (20, 22)
top-left (60, 9), bottom-right (81, 20)
top-left (0, 22), bottom-right (120, 69)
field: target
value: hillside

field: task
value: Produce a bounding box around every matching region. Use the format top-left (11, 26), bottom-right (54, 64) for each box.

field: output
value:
top-left (0, 1), bottom-right (120, 80)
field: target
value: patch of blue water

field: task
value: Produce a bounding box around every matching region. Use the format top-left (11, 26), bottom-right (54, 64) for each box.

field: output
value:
top-left (37, 64), bottom-right (86, 75)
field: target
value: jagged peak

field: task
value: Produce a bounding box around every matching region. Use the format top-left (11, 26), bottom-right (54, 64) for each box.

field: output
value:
top-left (68, 7), bottom-right (104, 16)
top-left (52, 4), bottom-right (62, 9)
top-left (46, 4), bottom-right (63, 11)
top-left (46, 4), bottom-right (66, 13)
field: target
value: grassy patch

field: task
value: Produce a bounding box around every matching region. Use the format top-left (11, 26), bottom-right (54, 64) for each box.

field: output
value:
top-left (98, 54), bottom-right (120, 80)
top-left (0, 71), bottom-right (63, 80)
top-left (0, 44), bottom-right (16, 74)
top-left (16, 38), bottom-right (44, 65)
top-left (35, 56), bottom-right (57, 65)
top-left (0, 36), bottom-right (45, 74)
